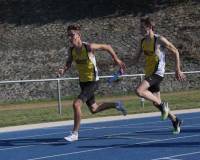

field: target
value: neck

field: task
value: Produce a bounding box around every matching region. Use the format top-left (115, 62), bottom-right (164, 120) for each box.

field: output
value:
top-left (146, 30), bottom-right (154, 40)
top-left (74, 40), bottom-right (82, 49)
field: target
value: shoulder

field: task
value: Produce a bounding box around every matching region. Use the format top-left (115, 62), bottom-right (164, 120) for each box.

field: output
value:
top-left (154, 34), bottom-right (162, 42)
top-left (154, 34), bottom-right (167, 46)
top-left (154, 34), bottom-right (166, 42)
top-left (83, 42), bottom-right (92, 52)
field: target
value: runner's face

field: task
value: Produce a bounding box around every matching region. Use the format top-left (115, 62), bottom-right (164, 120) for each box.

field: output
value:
top-left (67, 30), bottom-right (80, 45)
top-left (140, 23), bottom-right (151, 36)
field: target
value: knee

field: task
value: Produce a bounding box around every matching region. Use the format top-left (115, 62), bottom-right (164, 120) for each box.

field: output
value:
top-left (87, 103), bottom-right (98, 114)
top-left (73, 100), bottom-right (82, 110)
top-left (89, 106), bottom-right (97, 114)
top-left (135, 88), bottom-right (143, 97)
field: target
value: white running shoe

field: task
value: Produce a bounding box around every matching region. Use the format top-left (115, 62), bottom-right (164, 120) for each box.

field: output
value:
top-left (64, 131), bottom-right (78, 142)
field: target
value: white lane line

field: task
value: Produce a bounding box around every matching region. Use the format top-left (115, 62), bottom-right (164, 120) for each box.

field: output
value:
top-left (27, 147), bottom-right (114, 160)
top-left (26, 134), bottom-right (200, 160)
top-left (0, 124), bottom-right (172, 152)
top-left (1, 116), bottom-right (200, 152)
top-left (0, 122), bottom-right (200, 151)
top-left (152, 150), bottom-right (200, 160)
top-left (1, 122), bottom-right (199, 142)
top-left (0, 127), bottom-right (166, 151)
top-left (0, 120), bottom-right (165, 141)
top-left (0, 131), bottom-right (66, 141)
top-left (82, 130), bottom-right (161, 141)
top-left (0, 141), bottom-right (65, 151)
top-left (1, 115), bottom-right (200, 141)
top-left (162, 158), bottom-right (182, 160)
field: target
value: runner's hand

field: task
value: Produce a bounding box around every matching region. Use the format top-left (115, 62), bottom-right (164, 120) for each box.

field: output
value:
top-left (175, 70), bottom-right (186, 81)
top-left (115, 59), bottom-right (126, 74)
top-left (57, 68), bottom-right (65, 77)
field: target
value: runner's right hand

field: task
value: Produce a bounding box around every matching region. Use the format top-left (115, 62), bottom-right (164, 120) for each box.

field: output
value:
top-left (57, 68), bottom-right (65, 77)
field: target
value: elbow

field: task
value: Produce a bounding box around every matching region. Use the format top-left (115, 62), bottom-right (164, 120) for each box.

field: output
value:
top-left (174, 48), bottom-right (179, 55)
top-left (168, 45), bottom-right (179, 56)
top-left (106, 44), bottom-right (112, 51)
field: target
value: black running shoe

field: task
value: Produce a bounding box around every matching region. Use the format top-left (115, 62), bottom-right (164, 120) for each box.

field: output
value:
top-left (172, 118), bottom-right (183, 134)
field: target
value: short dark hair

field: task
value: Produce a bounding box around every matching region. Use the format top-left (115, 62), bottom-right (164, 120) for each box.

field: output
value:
top-left (140, 16), bottom-right (155, 31)
top-left (67, 24), bottom-right (81, 31)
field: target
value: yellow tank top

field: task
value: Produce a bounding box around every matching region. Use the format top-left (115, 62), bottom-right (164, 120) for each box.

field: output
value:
top-left (71, 44), bottom-right (95, 82)
top-left (141, 36), bottom-right (159, 77)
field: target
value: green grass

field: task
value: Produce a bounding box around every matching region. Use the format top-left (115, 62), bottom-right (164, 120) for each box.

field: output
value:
top-left (0, 90), bottom-right (200, 127)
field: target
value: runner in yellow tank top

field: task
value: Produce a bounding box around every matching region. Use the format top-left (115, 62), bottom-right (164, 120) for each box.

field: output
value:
top-left (141, 36), bottom-right (159, 76)
top-left (71, 42), bottom-right (96, 82)
top-left (58, 24), bottom-right (127, 142)
top-left (134, 17), bottom-right (186, 134)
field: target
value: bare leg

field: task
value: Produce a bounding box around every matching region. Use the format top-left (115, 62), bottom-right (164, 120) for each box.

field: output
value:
top-left (153, 92), bottom-right (176, 122)
top-left (136, 80), bottom-right (162, 105)
top-left (72, 99), bottom-right (83, 132)
top-left (89, 102), bottom-right (116, 113)
top-left (72, 100), bottom-right (120, 131)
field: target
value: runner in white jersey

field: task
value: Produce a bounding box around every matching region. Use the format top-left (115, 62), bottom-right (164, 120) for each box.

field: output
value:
top-left (134, 17), bottom-right (186, 134)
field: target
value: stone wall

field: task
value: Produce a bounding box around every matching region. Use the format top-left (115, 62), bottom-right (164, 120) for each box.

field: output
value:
top-left (0, 0), bottom-right (199, 101)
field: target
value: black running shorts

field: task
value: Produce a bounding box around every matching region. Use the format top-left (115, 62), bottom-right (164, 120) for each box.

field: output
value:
top-left (145, 74), bottom-right (164, 93)
top-left (78, 81), bottom-right (99, 106)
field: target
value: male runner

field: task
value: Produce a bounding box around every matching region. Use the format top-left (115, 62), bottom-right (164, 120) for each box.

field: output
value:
top-left (58, 24), bottom-right (127, 142)
top-left (134, 17), bottom-right (186, 134)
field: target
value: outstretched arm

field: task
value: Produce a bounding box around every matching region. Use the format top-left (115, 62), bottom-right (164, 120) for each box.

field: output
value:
top-left (90, 43), bottom-right (126, 72)
top-left (159, 36), bottom-right (186, 81)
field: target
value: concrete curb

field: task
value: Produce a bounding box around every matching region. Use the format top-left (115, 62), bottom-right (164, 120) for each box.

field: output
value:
top-left (0, 108), bottom-right (200, 133)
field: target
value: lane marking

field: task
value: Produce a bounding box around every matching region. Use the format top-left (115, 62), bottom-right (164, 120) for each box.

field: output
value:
top-left (152, 150), bottom-right (200, 160)
top-left (0, 123), bottom-right (200, 151)
top-left (26, 134), bottom-right (200, 160)
top-left (2, 115), bottom-right (200, 141)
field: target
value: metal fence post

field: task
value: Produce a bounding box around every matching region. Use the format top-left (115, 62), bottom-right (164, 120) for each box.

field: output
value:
top-left (140, 75), bottom-right (145, 108)
top-left (57, 79), bottom-right (62, 114)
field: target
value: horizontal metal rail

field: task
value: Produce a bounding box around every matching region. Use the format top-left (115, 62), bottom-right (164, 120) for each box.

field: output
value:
top-left (0, 71), bottom-right (200, 84)
top-left (0, 71), bottom-right (200, 114)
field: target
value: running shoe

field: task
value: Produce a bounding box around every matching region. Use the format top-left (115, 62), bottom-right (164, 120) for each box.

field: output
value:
top-left (172, 118), bottom-right (183, 134)
top-left (116, 101), bottom-right (127, 116)
top-left (160, 102), bottom-right (169, 120)
top-left (64, 131), bottom-right (78, 142)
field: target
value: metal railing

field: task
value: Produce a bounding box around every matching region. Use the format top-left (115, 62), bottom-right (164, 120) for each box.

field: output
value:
top-left (0, 71), bottom-right (200, 114)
